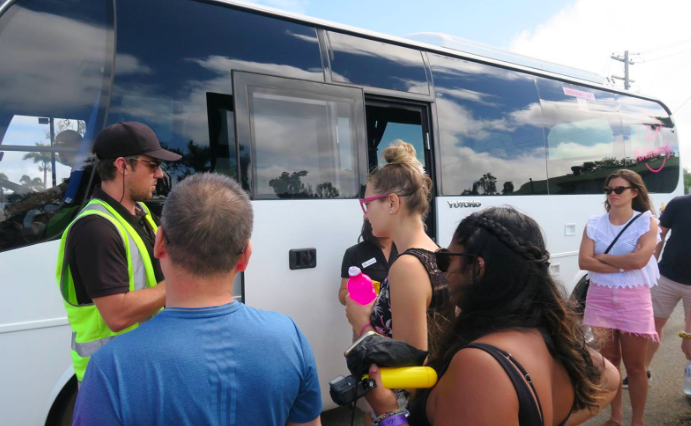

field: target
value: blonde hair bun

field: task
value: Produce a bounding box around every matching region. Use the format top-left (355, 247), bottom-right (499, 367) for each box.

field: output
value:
top-left (383, 140), bottom-right (423, 172)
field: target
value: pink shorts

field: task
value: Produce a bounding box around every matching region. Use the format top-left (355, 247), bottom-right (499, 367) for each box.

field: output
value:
top-left (583, 282), bottom-right (660, 342)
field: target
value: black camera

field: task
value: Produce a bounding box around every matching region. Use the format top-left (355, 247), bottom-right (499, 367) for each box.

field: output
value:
top-left (329, 331), bottom-right (428, 406)
top-left (328, 374), bottom-right (376, 406)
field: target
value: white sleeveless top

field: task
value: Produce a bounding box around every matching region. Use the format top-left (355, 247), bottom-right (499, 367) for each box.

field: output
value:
top-left (586, 210), bottom-right (660, 289)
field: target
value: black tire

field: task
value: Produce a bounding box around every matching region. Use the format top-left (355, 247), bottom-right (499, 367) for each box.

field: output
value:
top-left (45, 376), bottom-right (77, 426)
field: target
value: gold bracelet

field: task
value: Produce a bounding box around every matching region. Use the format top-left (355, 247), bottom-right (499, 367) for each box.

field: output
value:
top-left (678, 331), bottom-right (691, 339)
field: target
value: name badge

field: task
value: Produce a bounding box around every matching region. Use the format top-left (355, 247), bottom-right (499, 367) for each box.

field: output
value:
top-left (362, 258), bottom-right (377, 268)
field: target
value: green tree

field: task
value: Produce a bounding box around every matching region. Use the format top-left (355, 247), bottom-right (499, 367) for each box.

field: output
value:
top-left (502, 181), bottom-right (514, 195)
top-left (315, 182), bottom-right (339, 199)
top-left (23, 143), bottom-right (52, 188)
top-left (476, 173), bottom-right (498, 195)
top-left (684, 167), bottom-right (690, 194)
top-left (268, 171), bottom-right (314, 199)
top-left (19, 175), bottom-right (44, 191)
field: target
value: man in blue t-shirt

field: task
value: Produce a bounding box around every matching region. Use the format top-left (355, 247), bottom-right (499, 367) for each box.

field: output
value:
top-left (73, 173), bottom-right (322, 426)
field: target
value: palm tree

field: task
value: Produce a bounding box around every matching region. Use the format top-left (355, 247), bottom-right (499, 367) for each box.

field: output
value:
top-left (19, 175), bottom-right (44, 191)
top-left (23, 143), bottom-right (52, 188)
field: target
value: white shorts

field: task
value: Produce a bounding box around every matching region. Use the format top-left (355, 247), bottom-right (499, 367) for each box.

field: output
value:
top-left (651, 275), bottom-right (691, 319)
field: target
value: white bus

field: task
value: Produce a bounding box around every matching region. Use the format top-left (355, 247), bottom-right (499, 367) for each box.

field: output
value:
top-left (0, 0), bottom-right (683, 424)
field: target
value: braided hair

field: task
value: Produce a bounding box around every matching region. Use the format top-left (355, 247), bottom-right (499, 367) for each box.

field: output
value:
top-left (474, 215), bottom-right (551, 272)
top-left (423, 207), bottom-right (604, 413)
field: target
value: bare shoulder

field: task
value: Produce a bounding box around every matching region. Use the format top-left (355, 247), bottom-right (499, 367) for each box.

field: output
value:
top-left (430, 347), bottom-right (519, 425)
top-left (389, 254), bottom-right (428, 280)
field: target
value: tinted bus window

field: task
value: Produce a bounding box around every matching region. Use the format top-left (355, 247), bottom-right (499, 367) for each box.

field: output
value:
top-left (0, 0), bottom-right (112, 253)
top-left (243, 85), bottom-right (360, 199)
top-left (429, 54), bottom-right (548, 196)
top-left (328, 32), bottom-right (429, 95)
top-left (537, 78), bottom-right (625, 194)
top-left (107, 0), bottom-right (323, 210)
top-left (618, 96), bottom-right (680, 193)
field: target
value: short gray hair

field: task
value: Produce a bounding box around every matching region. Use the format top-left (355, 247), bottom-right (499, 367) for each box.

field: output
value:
top-left (161, 173), bottom-right (253, 276)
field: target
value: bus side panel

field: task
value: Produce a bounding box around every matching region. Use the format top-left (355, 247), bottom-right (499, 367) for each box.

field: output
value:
top-left (245, 200), bottom-right (363, 411)
top-left (437, 192), bottom-right (681, 297)
top-left (0, 240), bottom-right (71, 426)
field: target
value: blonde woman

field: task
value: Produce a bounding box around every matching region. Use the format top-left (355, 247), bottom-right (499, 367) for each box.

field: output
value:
top-left (346, 141), bottom-right (449, 361)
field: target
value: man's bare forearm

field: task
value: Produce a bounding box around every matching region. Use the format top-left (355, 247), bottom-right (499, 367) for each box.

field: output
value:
top-left (95, 281), bottom-right (166, 332)
top-left (121, 282), bottom-right (166, 322)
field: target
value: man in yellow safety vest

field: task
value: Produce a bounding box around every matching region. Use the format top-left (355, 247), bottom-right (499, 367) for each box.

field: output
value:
top-left (56, 122), bottom-right (181, 382)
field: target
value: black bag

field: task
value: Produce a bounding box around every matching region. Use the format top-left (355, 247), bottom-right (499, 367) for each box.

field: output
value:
top-left (572, 213), bottom-right (643, 314)
top-left (346, 333), bottom-right (428, 377)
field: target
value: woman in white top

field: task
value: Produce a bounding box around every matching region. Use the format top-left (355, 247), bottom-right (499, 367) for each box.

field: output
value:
top-left (578, 169), bottom-right (660, 426)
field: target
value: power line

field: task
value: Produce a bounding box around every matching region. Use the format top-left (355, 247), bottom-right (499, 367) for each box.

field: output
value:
top-left (637, 37), bottom-right (691, 55)
top-left (674, 94), bottom-right (691, 115)
top-left (643, 47), bottom-right (691, 63)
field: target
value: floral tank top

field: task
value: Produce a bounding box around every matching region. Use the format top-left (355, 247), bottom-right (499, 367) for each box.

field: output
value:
top-left (370, 248), bottom-right (449, 338)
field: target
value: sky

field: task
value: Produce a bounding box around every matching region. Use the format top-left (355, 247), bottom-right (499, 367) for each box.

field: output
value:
top-left (242, 0), bottom-right (691, 172)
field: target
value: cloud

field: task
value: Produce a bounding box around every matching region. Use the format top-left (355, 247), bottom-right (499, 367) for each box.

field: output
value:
top-left (508, 0), bottom-right (691, 171)
top-left (114, 54), bottom-right (154, 75)
top-left (187, 56), bottom-right (321, 82)
top-left (0, 8), bottom-right (110, 114)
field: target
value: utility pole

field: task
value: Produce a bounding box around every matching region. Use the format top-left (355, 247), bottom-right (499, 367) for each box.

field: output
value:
top-left (611, 50), bottom-right (635, 90)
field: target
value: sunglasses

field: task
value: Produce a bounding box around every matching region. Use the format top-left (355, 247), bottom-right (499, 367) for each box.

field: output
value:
top-left (434, 248), bottom-right (476, 273)
top-left (128, 157), bottom-right (163, 173)
top-left (603, 186), bottom-right (631, 195)
top-left (359, 193), bottom-right (390, 214)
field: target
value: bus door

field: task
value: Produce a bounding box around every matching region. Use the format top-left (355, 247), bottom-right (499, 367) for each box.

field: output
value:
top-left (233, 71), bottom-right (368, 404)
top-left (364, 99), bottom-right (437, 241)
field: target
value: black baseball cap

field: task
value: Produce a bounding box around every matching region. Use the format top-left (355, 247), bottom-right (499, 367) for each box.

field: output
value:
top-left (93, 122), bottom-right (182, 162)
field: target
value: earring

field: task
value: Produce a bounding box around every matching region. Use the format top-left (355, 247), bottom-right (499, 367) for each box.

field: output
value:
top-left (479, 261), bottom-right (484, 267)
top-left (389, 210), bottom-right (393, 214)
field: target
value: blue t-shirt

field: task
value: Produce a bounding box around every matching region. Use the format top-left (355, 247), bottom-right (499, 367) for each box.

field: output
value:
top-left (73, 302), bottom-right (322, 426)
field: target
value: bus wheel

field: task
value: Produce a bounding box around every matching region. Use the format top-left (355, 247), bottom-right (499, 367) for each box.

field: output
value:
top-left (45, 376), bottom-right (78, 426)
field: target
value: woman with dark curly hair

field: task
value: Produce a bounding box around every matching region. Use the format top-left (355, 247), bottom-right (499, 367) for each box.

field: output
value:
top-left (363, 207), bottom-right (619, 426)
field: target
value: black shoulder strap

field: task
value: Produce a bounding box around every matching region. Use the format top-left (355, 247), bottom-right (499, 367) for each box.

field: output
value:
top-left (463, 343), bottom-right (544, 426)
top-left (604, 213), bottom-right (643, 254)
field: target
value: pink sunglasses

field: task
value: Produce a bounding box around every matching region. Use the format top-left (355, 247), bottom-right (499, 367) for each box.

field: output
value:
top-left (359, 193), bottom-right (391, 214)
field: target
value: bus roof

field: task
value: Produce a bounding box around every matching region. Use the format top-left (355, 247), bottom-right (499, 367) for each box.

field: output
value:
top-left (212, 0), bottom-right (664, 105)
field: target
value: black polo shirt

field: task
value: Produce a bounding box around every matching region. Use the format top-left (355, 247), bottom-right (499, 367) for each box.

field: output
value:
top-left (340, 240), bottom-right (398, 284)
top-left (659, 195), bottom-right (691, 285)
top-left (65, 188), bottom-right (164, 304)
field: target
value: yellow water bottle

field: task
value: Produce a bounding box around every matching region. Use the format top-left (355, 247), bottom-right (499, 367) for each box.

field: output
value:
top-left (364, 366), bottom-right (437, 389)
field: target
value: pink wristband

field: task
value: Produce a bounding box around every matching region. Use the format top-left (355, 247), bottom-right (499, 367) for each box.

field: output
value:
top-left (358, 323), bottom-right (372, 338)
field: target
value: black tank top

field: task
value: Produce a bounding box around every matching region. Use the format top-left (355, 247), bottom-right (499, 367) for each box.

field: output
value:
top-left (406, 343), bottom-right (573, 426)
top-left (369, 248), bottom-right (448, 338)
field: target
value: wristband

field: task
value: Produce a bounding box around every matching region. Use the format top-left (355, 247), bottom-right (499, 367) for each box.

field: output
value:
top-left (679, 331), bottom-right (691, 340)
top-left (379, 414), bottom-right (407, 426)
top-left (373, 410), bottom-right (406, 426)
top-left (358, 323), bottom-right (372, 338)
